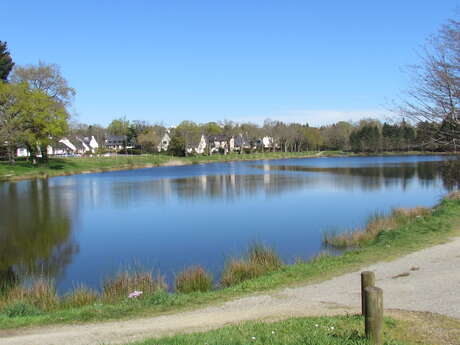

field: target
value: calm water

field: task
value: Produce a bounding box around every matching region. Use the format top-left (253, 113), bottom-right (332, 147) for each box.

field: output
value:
top-left (0, 155), bottom-right (455, 292)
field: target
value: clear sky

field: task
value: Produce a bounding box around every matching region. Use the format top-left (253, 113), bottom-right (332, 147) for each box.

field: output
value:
top-left (1, 1), bottom-right (458, 127)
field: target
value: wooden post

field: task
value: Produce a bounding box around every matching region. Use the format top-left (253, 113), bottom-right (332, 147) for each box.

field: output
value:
top-left (364, 286), bottom-right (383, 345)
top-left (361, 271), bottom-right (375, 316)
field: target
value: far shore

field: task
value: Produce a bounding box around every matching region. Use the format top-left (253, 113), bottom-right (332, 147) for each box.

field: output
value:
top-left (0, 150), bottom-right (456, 183)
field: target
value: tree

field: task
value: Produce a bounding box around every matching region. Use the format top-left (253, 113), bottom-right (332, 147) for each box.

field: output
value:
top-left (138, 129), bottom-right (160, 153)
top-left (0, 82), bottom-right (24, 162)
top-left (173, 121), bottom-right (202, 155)
top-left (11, 61), bottom-right (75, 107)
top-left (202, 122), bottom-right (222, 155)
top-left (108, 117), bottom-right (130, 152)
top-left (398, 17), bottom-right (460, 151)
top-left (0, 81), bottom-right (69, 162)
top-left (0, 41), bottom-right (14, 81)
top-left (20, 88), bottom-right (69, 161)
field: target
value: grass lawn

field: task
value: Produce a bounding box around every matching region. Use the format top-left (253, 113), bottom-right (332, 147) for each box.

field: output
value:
top-left (128, 312), bottom-right (460, 345)
top-left (1, 195), bottom-right (459, 330)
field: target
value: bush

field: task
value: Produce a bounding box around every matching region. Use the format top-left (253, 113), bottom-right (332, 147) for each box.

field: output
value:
top-left (175, 266), bottom-right (213, 293)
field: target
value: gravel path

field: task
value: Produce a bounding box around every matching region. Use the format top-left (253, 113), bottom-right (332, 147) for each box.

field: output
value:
top-left (2, 237), bottom-right (460, 345)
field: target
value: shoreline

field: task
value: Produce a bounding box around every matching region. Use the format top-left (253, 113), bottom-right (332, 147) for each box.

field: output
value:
top-left (0, 151), bottom-right (455, 183)
top-left (1, 194), bottom-right (459, 329)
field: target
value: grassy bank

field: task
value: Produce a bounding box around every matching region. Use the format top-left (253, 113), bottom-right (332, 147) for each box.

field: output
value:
top-left (1, 194), bottom-right (459, 330)
top-left (126, 312), bottom-right (460, 345)
top-left (0, 150), bottom-right (450, 182)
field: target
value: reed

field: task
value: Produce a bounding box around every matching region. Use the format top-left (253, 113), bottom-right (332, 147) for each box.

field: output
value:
top-left (220, 244), bottom-right (283, 287)
top-left (63, 284), bottom-right (98, 308)
top-left (1, 278), bottom-right (59, 312)
top-left (102, 270), bottom-right (167, 302)
top-left (323, 207), bottom-right (431, 248)
top-left (175, 266), bottom-right (213, 293)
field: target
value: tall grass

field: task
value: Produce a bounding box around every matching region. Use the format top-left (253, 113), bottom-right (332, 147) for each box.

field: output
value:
top-left (63, 284), bottom-right (98, 308)
top-left (323, 207), bottom-right (431, 248)
top-left (102, 270), bottom-right (167, 302)
top-left (0, 278), bottom-right (58, 312)
top-left (175, 266), bottom-right (213, 293)
top-left (221, 244), bottom-right (283, 287)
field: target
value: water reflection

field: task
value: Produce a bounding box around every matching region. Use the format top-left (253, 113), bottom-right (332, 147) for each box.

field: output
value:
top-left (0, 156), bottom-right (457, 292)
top-left (250, 161), bottom-right (447, 191)
top-left (108, 173), bottom-right (318, 205)
top-left (0, 179), bottom-right (78, 285)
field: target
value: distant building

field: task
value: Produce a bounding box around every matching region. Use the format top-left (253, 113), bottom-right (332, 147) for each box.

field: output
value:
top-left (157, 132), bottom-right (171, 152)
top-left (105, 135), bottom-right (127, 151)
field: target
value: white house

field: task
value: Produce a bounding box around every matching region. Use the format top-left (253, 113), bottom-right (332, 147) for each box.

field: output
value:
top-left (89, 136), bottom-right (99, 153)
top-left (157, 132), bottom-right (171, 152)
top-left (195, 135), bottom-right (207, 154)
top-left (59, 138), bottom-right (77, 152)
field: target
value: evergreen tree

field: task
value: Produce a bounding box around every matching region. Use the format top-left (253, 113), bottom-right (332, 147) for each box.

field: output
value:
top-left (0, 41), bottom-right (14, 81)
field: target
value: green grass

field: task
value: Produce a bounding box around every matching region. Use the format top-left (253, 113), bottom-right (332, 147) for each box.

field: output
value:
top-left (1, 195), bottom-right (459, 330)
top-left (127, 315), bottom-right (407, 345)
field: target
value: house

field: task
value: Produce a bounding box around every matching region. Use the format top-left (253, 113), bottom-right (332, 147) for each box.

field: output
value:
top-left (89, 136), bottom-right (99, 152)
top-left (233, 134), bottom-right (251, 152)
top-left (157, 131), bottom-right (171, 152)
top-left (105, 135), bottom-right (127, 151)
top-left (207, 135), bottom-right (234, 154)
top-left (259, 136), bottom-right (274, 149)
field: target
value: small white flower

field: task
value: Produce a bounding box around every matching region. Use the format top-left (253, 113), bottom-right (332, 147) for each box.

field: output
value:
top-left (315, 324), bottom-right (319, 327)
top-left (271, 331), bottom-right (275, 334)
top-left (330, 326), bottom-right (335, 330)
top-left (251, 336), bottom-right (256, 340)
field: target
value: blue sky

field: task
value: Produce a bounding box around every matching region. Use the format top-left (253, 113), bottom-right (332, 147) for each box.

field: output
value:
top-left (1, 1), bottom-right (458, 127)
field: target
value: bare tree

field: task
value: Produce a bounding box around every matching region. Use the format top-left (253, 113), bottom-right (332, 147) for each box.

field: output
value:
top-left (398, 17), bottom-right (460, 151)
top-left (11, 61), bottom-right (76, 107)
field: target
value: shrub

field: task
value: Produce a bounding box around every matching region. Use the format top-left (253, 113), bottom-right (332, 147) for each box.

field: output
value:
top-left (175, 266), bottom-right (213, 293)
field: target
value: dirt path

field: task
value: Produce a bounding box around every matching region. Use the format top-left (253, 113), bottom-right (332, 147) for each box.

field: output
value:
top-left (2, 237), bottom-right (460, 345)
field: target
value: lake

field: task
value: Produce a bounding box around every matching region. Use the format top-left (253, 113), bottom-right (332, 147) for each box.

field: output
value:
top-left (0, 155), bottom-right (455, 292)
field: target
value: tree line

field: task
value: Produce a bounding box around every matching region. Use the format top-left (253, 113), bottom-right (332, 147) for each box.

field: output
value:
top-left (69, 116), bottom-right (445, 157)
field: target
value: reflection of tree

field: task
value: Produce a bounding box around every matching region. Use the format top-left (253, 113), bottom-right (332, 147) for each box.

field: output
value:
top-left (104, 160), bottom-right (452, 206)
top-left (250, 161), bottom-right (444, 191)
top-left (439, 158), bottom-right (460, 191)
top-left (0, 179), bottom-right (78, 285)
